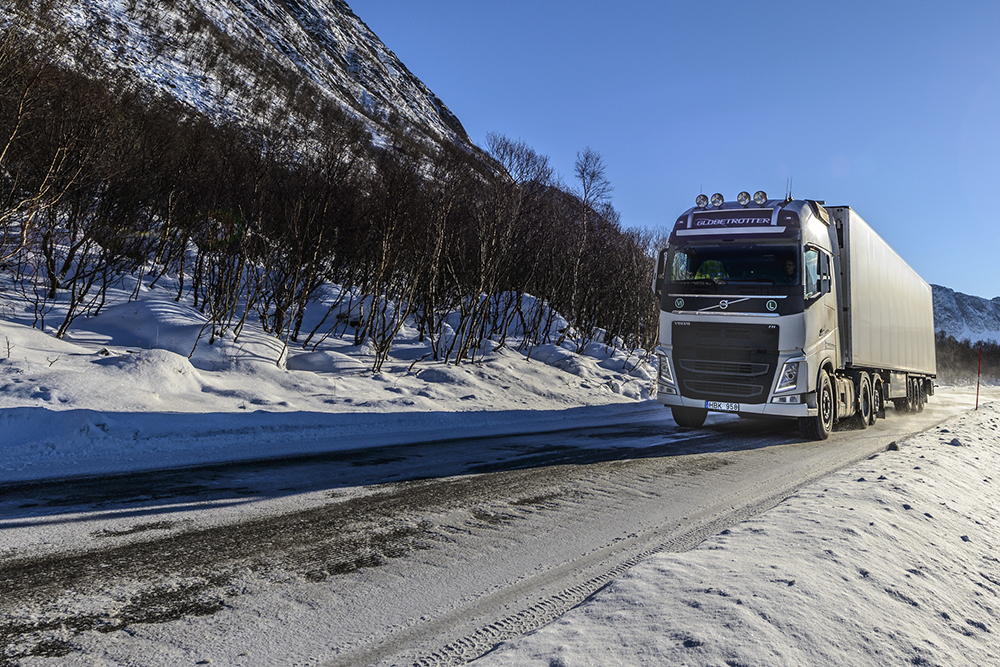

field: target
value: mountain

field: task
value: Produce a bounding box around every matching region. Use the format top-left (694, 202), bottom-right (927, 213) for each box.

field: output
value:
top-left (932, 284), bottom-right (1000, 343)
top-left (2, 0), bottom-right (469, 151)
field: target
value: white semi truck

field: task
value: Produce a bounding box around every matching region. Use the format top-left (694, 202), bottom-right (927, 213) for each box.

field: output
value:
top-left (652, 191), bottom-right (936, 440)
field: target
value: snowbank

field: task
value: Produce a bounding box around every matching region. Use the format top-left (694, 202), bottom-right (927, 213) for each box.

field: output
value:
top-left (473, 402), bottom-right (1000, 667)
top-left (0, 280), bottom-right (655, 483)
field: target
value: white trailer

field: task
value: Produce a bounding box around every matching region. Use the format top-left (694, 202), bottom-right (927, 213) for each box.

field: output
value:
top-left (652, 193), bottom-right (936, 440)
top-left (830, 206), bottom-right (936, 378)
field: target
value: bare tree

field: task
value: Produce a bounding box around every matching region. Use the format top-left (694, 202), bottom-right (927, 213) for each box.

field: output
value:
top-left (0, 33), bottom-right (82, 264)
top-left (0, 21), bottom-right (664, 373)
top-left (559, 147), bottom-right (613, 348)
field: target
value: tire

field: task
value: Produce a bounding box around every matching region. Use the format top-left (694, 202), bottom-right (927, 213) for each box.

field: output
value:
top-left (854, 373), bottom-right (871, 429)
top-left (871, 378), bottom-right (883, 423)
top-left (671, 406), bottom-right (708, 428)
top-left (800, 371), bottom-right (834, 440)
top-left (916, 381), bottom-right (926, 413)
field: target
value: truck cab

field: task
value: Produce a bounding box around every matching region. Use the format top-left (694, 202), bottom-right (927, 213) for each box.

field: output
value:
top-left (652, 193), bottom-right (835, 424)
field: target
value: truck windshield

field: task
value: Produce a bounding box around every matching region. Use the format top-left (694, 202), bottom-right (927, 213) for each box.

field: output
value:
top-left (667, 242), bottom-right (800, 285)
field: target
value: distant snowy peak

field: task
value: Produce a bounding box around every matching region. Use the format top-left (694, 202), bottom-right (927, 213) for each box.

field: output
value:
top-left (932, 284), bottom-right (1000, 344)
top-left (5, 0), bottom-right (469, 149)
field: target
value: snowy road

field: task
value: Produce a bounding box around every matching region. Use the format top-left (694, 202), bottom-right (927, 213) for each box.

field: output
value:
top-left (0, 390), bottom-right (978, 666)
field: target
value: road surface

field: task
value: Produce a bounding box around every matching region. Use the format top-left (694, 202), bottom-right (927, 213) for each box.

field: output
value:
top-left (0, 387), bottom-right (985, 666)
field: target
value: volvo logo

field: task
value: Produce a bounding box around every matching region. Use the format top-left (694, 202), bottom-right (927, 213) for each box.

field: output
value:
top-left (698, 296), bottom-right (751, 313)
top-left (766, 300), bottom-right (778, 312)
top-left (674, 298), bottom-right (685, 309)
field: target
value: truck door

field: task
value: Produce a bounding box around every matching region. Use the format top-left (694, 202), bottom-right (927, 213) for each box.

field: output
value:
top-left (804, 246), bottom-right (838, 362)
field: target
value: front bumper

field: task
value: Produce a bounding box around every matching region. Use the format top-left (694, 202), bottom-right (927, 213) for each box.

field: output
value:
top-left (656, 389), bottom-right (816, 418)
top-left (655, 343), bottom-right (816, 418)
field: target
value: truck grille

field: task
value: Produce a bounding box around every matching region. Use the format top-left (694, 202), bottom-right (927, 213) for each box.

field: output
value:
top-left (685, 381), bottom-right (764, 398)
top-left (678, 360), bottom-right (770, 377)
top-left (672, 322), bottom-right (780, 405)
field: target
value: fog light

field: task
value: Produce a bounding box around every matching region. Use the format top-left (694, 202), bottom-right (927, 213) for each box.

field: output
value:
top-left (737, 191), bottom-right (751, 206)
top-left (753, 190), bottom-right (768, 205)
top-left (710, 193), bottom-right (724, 208)
top-left (696, 194), bottom-right (709, 209)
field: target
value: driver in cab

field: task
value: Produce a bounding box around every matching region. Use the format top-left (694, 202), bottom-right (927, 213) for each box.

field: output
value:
top-left (694, 259), bottom-right (727, 280)
top-left (778, 257), bottom-right (798, 284)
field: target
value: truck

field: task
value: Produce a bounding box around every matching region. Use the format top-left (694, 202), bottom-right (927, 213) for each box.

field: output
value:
top-left (651, 191), bottom-right (936, 440)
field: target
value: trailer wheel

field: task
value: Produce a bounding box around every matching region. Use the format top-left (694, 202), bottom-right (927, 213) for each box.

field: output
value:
top-left (915, 380), bottom-right (926, 413)
top-left (800, 371), bottom-right (834, 440)
top-left (854, 373), bottom-right (872, 429)
top-left (671, 406), bottom-right (707, 428)
top-left (871, 377), bottom-right (884, 423)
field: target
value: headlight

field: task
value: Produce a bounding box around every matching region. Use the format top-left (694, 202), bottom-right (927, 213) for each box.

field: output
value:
top-left (775, 360), bottom-right (799, 392)
top-left (656, 348), bottom-right (675, 386)
top-left (710, 193), bottom-right (724, 208)
top-left (737, 191), bottom-right (751, 206)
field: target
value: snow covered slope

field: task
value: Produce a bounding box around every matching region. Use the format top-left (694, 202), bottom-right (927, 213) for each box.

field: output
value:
top-left (933, 284), bottom-right (1000, 343)
top-left (2, 0), bottom-right (469, 149)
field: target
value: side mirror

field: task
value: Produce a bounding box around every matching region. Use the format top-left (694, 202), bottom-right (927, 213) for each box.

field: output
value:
top-left (652, 248), bottom-right (668, 296)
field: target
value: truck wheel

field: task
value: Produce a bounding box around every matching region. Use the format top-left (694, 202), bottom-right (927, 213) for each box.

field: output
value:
top-left (915, 381), bottom-right (926, 412)
top-left (671, 406), bottom-right (707, 428)
top-left (871, 378), bottom-right (883, 423)
top-left (854, 373), bottom-right (871, 429)
top-left (800, 371), bottom-right (834, 440)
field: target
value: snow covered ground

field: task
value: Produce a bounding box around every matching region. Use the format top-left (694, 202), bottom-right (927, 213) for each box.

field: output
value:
top-left (4, 274), bottom-right (1000, 666)
top-left (474, 399), bottom-right (1000, 667)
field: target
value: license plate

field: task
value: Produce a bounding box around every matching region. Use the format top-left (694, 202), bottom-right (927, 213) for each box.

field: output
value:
top-left (706, 400), bottom-right (739, 413)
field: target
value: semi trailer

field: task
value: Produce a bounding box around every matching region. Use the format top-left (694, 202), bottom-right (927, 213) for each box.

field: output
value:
top-left (652, 191), bottom-right (936, 440)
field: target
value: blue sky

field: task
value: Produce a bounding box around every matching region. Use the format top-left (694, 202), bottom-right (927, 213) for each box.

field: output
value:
top-left (348, 1), bottom-right (1000, 299)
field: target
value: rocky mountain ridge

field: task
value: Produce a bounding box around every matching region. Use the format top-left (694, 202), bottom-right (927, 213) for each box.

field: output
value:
top-left (932, 284), bottom-right (1000, 343)
top-left (2, 0), bottom-right (469, 151)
